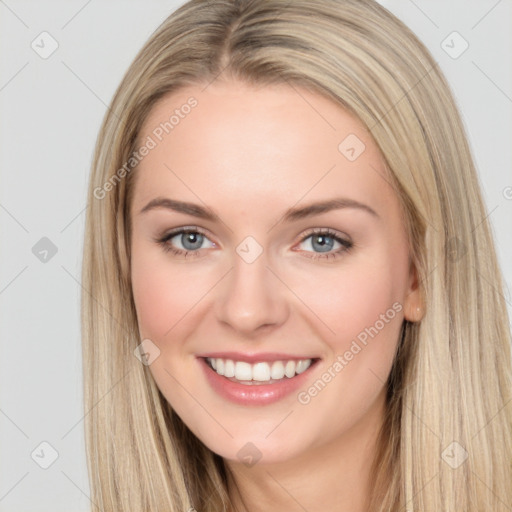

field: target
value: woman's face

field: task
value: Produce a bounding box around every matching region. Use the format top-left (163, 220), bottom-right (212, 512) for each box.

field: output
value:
top-left (129, 80), bottom-right (422, 465)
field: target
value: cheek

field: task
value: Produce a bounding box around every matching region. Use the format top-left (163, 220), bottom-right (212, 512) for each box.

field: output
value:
top-left (284, 247), bottom-right (408, 390)
top-left (292, 260), bottom-right (405, 344)
top-left (290, 259), bottom-right (406, 438)
top-left (338, 267), bottom-right (402, 348)
top-left (131, 247), bottom-right (210, 341)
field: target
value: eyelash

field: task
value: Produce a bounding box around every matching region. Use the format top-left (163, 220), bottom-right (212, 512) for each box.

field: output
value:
top-left (154, 226), bottom-right (353, 261)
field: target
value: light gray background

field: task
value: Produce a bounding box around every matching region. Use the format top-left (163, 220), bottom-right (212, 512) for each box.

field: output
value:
top-left (0, 1), bottom-right (511, 510)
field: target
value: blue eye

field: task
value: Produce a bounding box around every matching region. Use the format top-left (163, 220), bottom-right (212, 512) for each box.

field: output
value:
top-left (171, 231), bottom-right (212, 251)
top-left (156, 227), bottom-right (215, 258)
top-left (156, 227), bottom-right (352, 261)
top-left (296, 228), bottom-right (353, 260)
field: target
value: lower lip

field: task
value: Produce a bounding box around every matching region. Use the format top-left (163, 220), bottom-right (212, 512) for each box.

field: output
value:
top-left (198, 357), bottom-right (319, 406)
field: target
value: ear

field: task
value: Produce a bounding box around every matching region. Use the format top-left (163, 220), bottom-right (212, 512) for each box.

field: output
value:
top-left (403, 259), bottom-right (424, 322)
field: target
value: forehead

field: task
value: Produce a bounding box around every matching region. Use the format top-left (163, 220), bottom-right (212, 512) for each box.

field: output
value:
top-left (132, 80), bottom-right (394, 221)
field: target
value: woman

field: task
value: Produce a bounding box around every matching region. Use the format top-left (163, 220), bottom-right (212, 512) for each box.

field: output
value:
top-left (81, 0), bottom-right (512, 510)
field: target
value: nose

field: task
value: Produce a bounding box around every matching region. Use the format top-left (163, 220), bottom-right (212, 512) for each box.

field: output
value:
top-left (215, 248), bottom-right (289, 336)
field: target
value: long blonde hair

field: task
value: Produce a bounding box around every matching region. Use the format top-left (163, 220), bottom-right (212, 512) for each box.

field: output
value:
top-left (81, 0), bottom-right (512, 510)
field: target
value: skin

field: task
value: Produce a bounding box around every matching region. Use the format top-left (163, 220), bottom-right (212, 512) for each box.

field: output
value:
top-left (129, 79), bottom-right (423, 512)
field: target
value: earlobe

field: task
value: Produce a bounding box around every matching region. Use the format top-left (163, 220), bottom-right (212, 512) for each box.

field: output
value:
top-left (404, 303), bottom-right (424, 322)
top-left (403, 293), bottom-right (424, 322)
top-left (403, 262), bottom-right (425, 322)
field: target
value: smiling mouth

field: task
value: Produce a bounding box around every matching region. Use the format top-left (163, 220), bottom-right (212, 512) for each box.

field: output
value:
top-left (204, 357), bottom-right (320, 385)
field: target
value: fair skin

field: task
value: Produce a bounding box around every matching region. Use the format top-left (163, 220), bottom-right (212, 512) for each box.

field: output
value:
top-left (129, 79), bottom-right (423, 512)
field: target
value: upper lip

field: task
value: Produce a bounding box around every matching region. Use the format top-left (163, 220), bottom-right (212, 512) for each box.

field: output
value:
top-left (197, 352), bottom-right (319, 363)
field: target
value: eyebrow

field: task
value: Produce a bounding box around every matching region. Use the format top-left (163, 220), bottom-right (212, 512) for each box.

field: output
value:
top-left (138, 196), bottom-right (379, 222)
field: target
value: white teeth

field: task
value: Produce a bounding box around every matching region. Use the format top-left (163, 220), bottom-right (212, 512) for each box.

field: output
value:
top-left (270, 361), bottom-right (285, 379)
top-left (252, 362), bottom-right (271, 381)
top-left (296, 359), bottom-right (312, 374)
top-left (284, 360), bottom-right (296, 378)
top-left (224, 359), bottom-right (235, 378)
top-left (206, 357), bottom-right (313, 382)
top-left (235, 361), bottom-right (252, 380)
